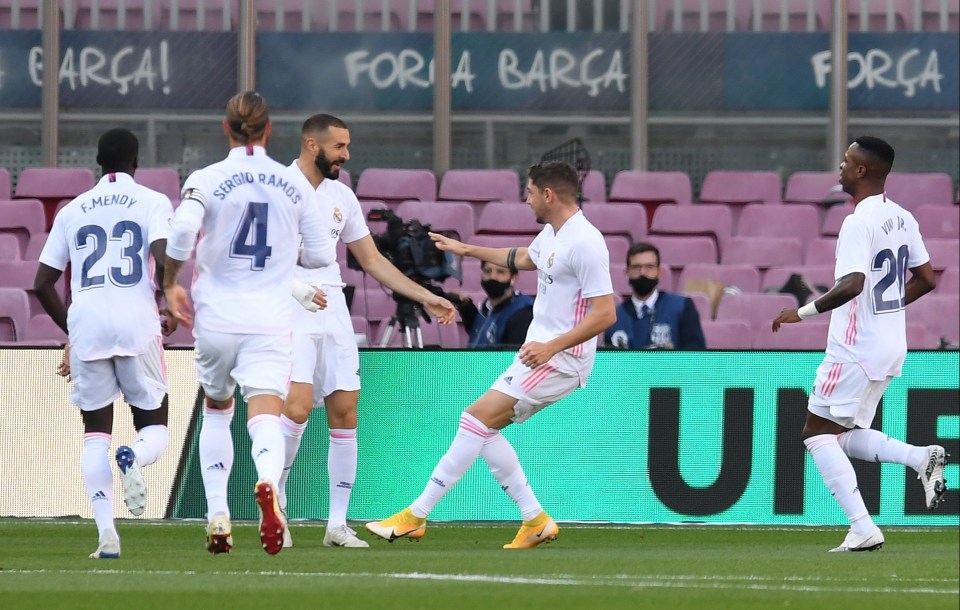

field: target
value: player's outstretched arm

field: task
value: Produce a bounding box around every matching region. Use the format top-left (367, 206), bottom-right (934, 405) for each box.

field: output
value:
top-left (772, 271), bottom-right (864, 332)
top-left (429, 232), bottom-right (534, 271)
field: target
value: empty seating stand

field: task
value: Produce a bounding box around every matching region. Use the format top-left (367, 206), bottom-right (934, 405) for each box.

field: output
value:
top-left (14, 168), bottom-right (96, 230)
top-left (356, 168), bottom-right (437, 204)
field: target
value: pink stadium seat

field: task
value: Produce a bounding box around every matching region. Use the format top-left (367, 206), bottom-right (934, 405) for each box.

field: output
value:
top-left (255, 0), bottom-right (317, 31)
top-left (396, 200), bottom-right (475, 242)
top-left (715, 292), bottom-right (800, 332)
top-left (163, 323), bottom-right (194, 347)
top-left (937, 267), bottom-right (959, 295)
top-left (14, 168), bottom-right (96, 230)
top-left (332, 0), bottom-right (402, 31)
top-left (763, 265), bottom-right (836, 302)
top-left (514, 268), bottom-right (538, 295)
top-left (915, 205), bottom-right (960, 239)
top-left (723, 236), bottom-right (804, 271)
top-left (351, 315), bottom-right (370, 345)
top-left (582, 202), bottom-right (647, 242)
top-left (495, 0), bottom-right (537, 31)
top-left (605, 236), bottom-right (630, 269)
top-left (0, 234), bottom-right (21, 261)
top-left (24, 314), bottom-right (67, 343)
top-left (0, 168), bottom-right (10, 200)
top-left (0, 288), bottom-right (30, 341)
top-left (677, 264), bottom-right (761, 294)
top-left (356, 168), bottom-right (437, 203)
top-left (161, 0), bottom-right (238, 31)
top-left (358, 288), bottom-right (397, 325)
top-left (884, 172), bottom-right (954, 212)
top-left (753, 321), bottom-right (829, 350)
top-left (0, 0), bottom-right (52, 28)
top-left (645, 235), bottom-right (719, 271)
top-left (477, 203), bottom-right (541, 236)
top-left (135, 168), bottom-right (182, 203)
top-left (907, 294), bottom-right (960, 344)
top-left (804, 237), bottom-right (838, 266)
top-left (439, 169), bottom-right (520, 203)
top-left (748, 0), bottom-right (830, 32)
top-left (649, 204), bottom-right (733, 256)
top-left (699, 171), bottom-right (782, 205)
top-left (658, 0), bottom-right (745, 31)
top-left (925, 239), bottom-right (959, 272)
top-left (471, 234), bottom-right (534, 250)
top-left (784, 171), bottom-right (849, 205)
top-left (684, 292), bottom-right (713, 322)
top-left (411, 0), bottom-right (490, 31)
top-left (74, 0), bottom-right (161, 29)
top-left (736, 204), bottom-right (820, 243)
top-left (580, 170), bottom-right (607, 202)
top-left (821, 203), bottom-right (855, 237)
top-left (337, 169), bottom-right (353, 190)
top-left (609, 170), bottom-right (693, 227)
top-left (0, 199), bottom-right (47, 257)
top-left (847, 0), bottom-right (912, 31)
top-left (906, 322), bottom-right (938, 350)
top-left (701, 320), bottom-right (752, 349)
top-left (921, 0), bottom-right (960, 31)
top-left (608, 262), bottom-right (630, 296)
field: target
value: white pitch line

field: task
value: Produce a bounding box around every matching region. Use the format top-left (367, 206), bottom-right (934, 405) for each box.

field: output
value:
top-left (1, 569), bottom-right (956, 595)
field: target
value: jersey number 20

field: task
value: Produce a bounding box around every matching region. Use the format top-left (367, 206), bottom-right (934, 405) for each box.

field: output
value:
top-left (231, 201), bottom-right (272, 270)
top-left (872, 245), bottom-right (909, 313)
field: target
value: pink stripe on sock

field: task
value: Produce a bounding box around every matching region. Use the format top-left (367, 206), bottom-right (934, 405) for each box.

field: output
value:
top-left (83, 432), bottom-right (111, 442)
top-left (459, 416), bottom-right (493, 439)
top-left (330, 430), bottom-right (356, 439)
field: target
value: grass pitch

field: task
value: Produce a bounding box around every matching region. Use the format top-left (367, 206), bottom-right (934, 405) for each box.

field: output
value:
top-left (1, 520), bottom-right (957, 609)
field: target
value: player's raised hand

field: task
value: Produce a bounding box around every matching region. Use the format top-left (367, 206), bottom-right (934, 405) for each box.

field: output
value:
top-left (164, 284), bottom-right (194, 327)
top-left (424, 294), bottom-right (457, 324)
top-left (771, 308), bottom-right (801, 332)
top-left (429, 232), bottom-right (468, 256)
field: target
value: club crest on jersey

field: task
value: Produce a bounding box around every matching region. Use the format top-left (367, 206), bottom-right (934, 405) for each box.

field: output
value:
top-left (333, 207), bottom-right (343, 223)
top-left (547, 252), bottom-right (555, 267)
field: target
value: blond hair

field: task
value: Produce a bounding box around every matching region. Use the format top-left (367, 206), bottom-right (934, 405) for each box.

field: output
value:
top-left (225, 91), bottom-right (269, 144)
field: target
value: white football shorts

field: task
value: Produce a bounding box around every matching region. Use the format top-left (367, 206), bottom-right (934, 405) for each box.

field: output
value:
top-left (291, 291), bottom-right (360, 405)
top-left (70, 337), bottom-right (167, 411)
top-left (490, 355), bottom-right (580, 424)
top-left (807, 360), bottom-right (892, 429)
top-left (194, 330), bottom-right (292, 401)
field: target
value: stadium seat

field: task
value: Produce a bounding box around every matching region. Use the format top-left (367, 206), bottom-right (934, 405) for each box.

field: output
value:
top-left (683, 292), bottom-right (712, 322)
top-left (331, 0), bottom-right (403, 31)
top-left (701, 320), bottom-right (752, 349)
top-left (358, 288), bottom-right (397, 326)
top-left (753, 321), bottom-right (829, 350)
top-left (477, 203), bottom-right (541, 237)
top-left (495, 0), bottom-right (537, 31)
top-left (649, 204), bottom-right (733, 257)
top-left (763, 265), bottom-right (836, 303)
top-left (699, 171), bottom-right (782, 205)
top-left (163, 323), bottom-right (194, 347)
top-left (0, 168), bottom-right (10, 200)
top-left (914, 205), bottom-right (960, 239)
top-left (937, 267), bottom-right (959, 295)
top-left (722, 237), bottom-right (804, 271)
top-left (351, 315), bottom-right (370, 346)
top-left (356, 168), bottom-right (438, 203)
top-left (747, 0), bottom-right (830, 32)
top-left (2, 260), bottom-right (70, 317)
top-left (396, 200), bottom-right (475, 242)
top-left (337, 169), bottom-right (353, 190)
top-left (14, 168), bottom-right (96, 230)
top-left (736, 204), bottom-right (820, 244)
top-left (658, 0), bottom-right (746, 31)
top-left (438, 169), bottom-right (521, 203)
top-left (255, 0), bottom-right (316, 31)
top-left (471, 234), bottom-right (533, 249)
top-left (605, 236), bottom-right (630, 269)
top-left (921, 0), bottom-right (960, 31)
top-left (609, 170), bottom-right (693, 227)
top-left (925, 239), bottom-right (959, 272)
top-left (883, 172), bottom-right (955, 212)
top-left (24, 314), bottom-right (67, 344)
top-left (645, 235), bottom-right (719, 271)
top-left (74, 0), bottom-right (161, 29)
top-left (580, 170), bottom-right (607, 202)
top-left (906, 322), bottom-right (938, 350)
top-left (804, 237), bottom-right (838, 266)
top-left (783, 171), bottom-right (849, 205)
top-left (161, 0), bottom-right (238, 31)
top-left (135, 168), bottom-right (182, 203)
top-left (608, 262), bottom-right (631, 296)
top-left (23, 232), bottom-right (48, 260)
top-left (582, 202), bottom-right (647, 242)
top-left (0, 234), bottom-right (21, 261)
top-left (847, 0), bottom-right (912, 31)
top-left (0, 199), bottom-right (47, 257)
top-left (821, 203), bottom-right (854, 237)
top-left (715, 292), bottom-right (800, 332)
top-left (907, 294), bottom-right (960, 345)
top-left (0, 288), bottom-right (30, 341)
top-left (0, 0), bottom-right (54, 28)
top-left (677, 264), bottom-right (762, 294)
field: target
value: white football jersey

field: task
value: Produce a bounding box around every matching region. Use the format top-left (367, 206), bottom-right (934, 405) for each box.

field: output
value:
top-left (40, 172), bottom-right (173, 361)
top-left (827, 194), bottom-right (929, 379)
top-left (526, 211), bottom-right (613, 382)
top-left (288, 162), bottom-right (371, 334)
top-left (166, 145), bottom-right (334, 335)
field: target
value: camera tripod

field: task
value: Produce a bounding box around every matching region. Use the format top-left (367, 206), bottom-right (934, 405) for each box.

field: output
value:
top-left (379, 295), bottom-right (428, 348)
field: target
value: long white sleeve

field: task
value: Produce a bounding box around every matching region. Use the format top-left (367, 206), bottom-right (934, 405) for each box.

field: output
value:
top-left (166, 198), bottom-right (204, 261)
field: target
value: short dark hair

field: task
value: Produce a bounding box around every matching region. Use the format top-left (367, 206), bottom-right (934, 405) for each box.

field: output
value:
top-left (626, 241), bottom-right (660, 266)
top-left (853, 136), bottom-right (895, 176)
top-left (528, 161), bottom-right (578, 201)
top-left (302, 113), bottom-right (348, 135)
top-left (96, 128), bottom-right (139, 173)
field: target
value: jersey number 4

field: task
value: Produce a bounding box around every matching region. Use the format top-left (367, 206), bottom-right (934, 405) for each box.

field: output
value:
top-left (75, 221), bottom-right (144, 289)
top-left (231, 201), bottom-right (272, 270)
top-left (872, 245), bottom-right (908, 313)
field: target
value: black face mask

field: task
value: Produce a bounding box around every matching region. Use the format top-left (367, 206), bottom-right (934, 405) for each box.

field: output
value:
top-left (314, 149), bottom-right (339, 180)
top-left (481, 279), bottom-right (511, 300)
top-left (629, 276), bottom-right (658, 296)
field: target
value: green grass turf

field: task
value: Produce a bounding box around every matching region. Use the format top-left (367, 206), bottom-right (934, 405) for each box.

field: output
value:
top-left (1, 520), bottom-right (957, 609)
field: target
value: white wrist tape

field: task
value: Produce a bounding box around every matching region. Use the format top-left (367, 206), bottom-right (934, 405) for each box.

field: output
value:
top-left (797, 301), bottom-right (820, 320)
top-left (292, 280), bottom-right (320, 312)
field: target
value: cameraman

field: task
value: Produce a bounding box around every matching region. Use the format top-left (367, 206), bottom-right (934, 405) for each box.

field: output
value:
top-left (280, 114), bottom-right (456, 549)
top-left (452, 262), bottom-right (533, 347)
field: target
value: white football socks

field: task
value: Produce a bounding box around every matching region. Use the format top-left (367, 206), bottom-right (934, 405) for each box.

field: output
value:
top-left (805, 434), bottom-right (876, 535)
top-left (199, 405), bottom-right (234, 520)
top-left (132, 424), bottom-right (168, 467)
top-left (837, 428), bottom-right (928, 472)
top-left (327, 428), bottom-right (358, 528)
top-left (247, 413), bottom-right (285, 487)
top-left (481, 432), bottom-right (543, 521)
top-left (81, 432), bottom-right (117, 539)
